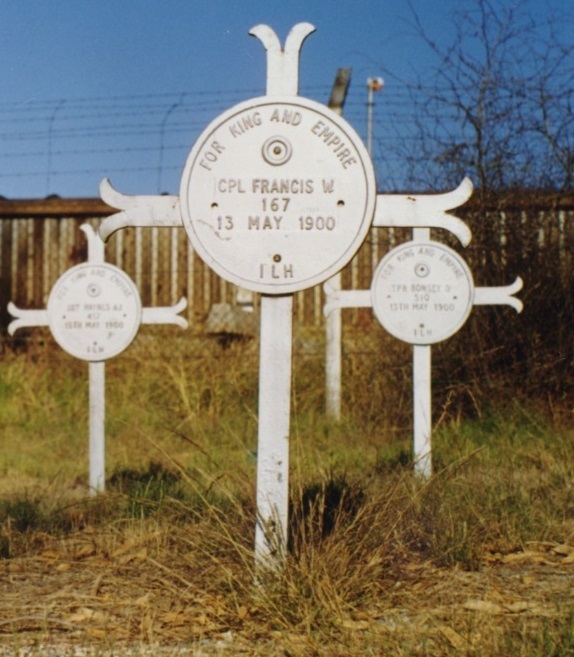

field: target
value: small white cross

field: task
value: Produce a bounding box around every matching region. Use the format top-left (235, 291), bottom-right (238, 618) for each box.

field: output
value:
top-left (8, 224), bottom-right (187, 493)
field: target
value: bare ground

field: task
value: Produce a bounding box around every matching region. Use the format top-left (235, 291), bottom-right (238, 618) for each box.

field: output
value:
top-left (1, 527), bottom-right (572, 656)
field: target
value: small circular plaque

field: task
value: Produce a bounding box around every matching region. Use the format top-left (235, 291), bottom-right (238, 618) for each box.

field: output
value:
top-left (47, 263), bottom-right (142, 361)
top-left (371, 241), bottom-right (474, 345)
top-left (180, 96), bottom-right (376, 294)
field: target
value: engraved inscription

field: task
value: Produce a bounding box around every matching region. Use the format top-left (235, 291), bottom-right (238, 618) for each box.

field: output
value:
top-left (371, 241), bottom-right (474, 345)
top-left (47, 263), bottom-right (142, 361)
top-left (180, 96), bottom-right (376, 294)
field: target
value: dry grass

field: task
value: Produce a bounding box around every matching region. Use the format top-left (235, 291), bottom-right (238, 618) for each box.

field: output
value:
top-left (0, 333), bottom-right (573, 655)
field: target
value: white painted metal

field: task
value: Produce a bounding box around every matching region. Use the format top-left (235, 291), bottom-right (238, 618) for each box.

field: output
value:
top-left (324, 180), bottom-right (472, 420)
top-left (474, 278), bottom-right (524, 311)
top-left (8, 223), bottom-right (188, 495)
top-left (89, 361), bottom-right (106, 492)
top-left (178, 95), bottom-right (376, 295)
top-left (249, 23), bottom-right (315, 97)
top-left (325, 274), bottom-right (342, 419)
top-left (324, 74), bottom-right (350, 422)
top-left (413, 344), bottom-right (432, 477)
top-left (323, 205), bottom-right (523, 478)
top-left (371, 241), bottom-right (475, 345)
top-left (141, 297), bottom-right (188, 326)
top-left (249, 24), bottom-right (318, 566)
top-left (47, 262), bottom-right (142, 361)
top-left (98, 178), bottom-right (181, 242)
top-left (96, 23), bottom-right (375, 566)
top-left (323, 279), bottom-right (371, 315)
top-left (6, 304), bottom-right (49, 334)
top-left (373, 178), bottom-right (474, 246)
top-left (255, 294), bottom-right (293, 566)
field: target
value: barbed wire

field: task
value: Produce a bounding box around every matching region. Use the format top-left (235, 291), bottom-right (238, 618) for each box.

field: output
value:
top-left (0, 84), bottom-right (450, 198)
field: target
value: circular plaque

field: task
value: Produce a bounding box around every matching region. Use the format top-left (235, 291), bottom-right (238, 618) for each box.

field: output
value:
top-left (47, 263), bottom-right (142, 361)
top-left (371, 241), bottom-right (474, 345)
top-left (180, 96), bottom-right (376, 294)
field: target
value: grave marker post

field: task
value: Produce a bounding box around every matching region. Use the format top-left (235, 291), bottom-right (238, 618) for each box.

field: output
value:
top-left (324, 180), bottom-right (474, 421)
top-left (98, 24), bottom-right (378, 567)
top-left (178, 24), bottom-right (377, 566)
top-left (8, 224), bottom-right (187, 493)
top-left (324, 181), bottom-right (523, 477)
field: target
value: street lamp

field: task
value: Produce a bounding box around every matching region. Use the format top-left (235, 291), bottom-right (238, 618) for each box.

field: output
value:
top-left (366, 77), bottom-right (384, 156)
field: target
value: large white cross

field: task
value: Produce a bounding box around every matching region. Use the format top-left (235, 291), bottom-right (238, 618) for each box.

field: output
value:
top-left (93, 23), bottom-right (514, 567)
top-left (8, 224), bottom-right (187, 493)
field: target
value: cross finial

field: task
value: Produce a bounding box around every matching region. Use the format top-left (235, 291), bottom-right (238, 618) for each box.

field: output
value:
top-left (249, 23), bottom-right (316, 96)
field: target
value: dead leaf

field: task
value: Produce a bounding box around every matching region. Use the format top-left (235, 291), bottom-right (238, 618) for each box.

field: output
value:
top-left (74, 544), bottom-right (96, 559)
top-left (66, 607), bottom-right (107, 624)
top-left (39, 550), bottom-right (60, 560)
top-left (341, 619), bottom-right (371, 631)
top-left (135, 592), bottom-right (153, 607)
top-left (162, 611), bottom-right (190, 627)
top-left (462, 600), bottom-right (505, 614)
top-left (552, 544), bottom-right (574, 557)
top-left (504, 601), bottom-right (536, 613)
top-left (501, 551), bottom-right (549, 565)
top-left (439, 625), bottom-right (470, 650)
top-left (86, 627), bottom-right (107, 639)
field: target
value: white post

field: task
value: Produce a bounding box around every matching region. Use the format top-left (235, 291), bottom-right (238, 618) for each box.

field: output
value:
top-left (250, 23), bottom-right (314, 566)
top-left (255, 295), bottom-right (293, 563)
top-left (8, 224), bottom-right (188, 495)
top-left (325, 273), bottom-right (342, 419)
top-left (413, 226), bottom-right (432, 476)
top-left (89, 361), bottom-right (106, 494)
top-left (324, 70), bottom-right (352, 422)
top-left (413, 345), bottom-right (432, 477)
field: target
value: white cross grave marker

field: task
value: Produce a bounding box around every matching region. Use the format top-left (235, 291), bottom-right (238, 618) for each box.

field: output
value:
top-left (325, 177), bottom-right (475, 420)
top-left (95, 23), bottom-right (518, 562)
top-left (324, 196), bottom-right (523, 478)
top-left (97, 23), bottom-right (379, 568)
top-left (8, 224), bottom-right (188, 493)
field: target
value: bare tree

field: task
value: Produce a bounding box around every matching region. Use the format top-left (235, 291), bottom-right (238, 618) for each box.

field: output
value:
top-left (397, 0), bottom-right (574, 198)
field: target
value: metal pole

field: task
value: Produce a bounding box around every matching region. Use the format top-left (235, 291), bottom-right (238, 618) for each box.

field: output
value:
top-left (413, 345), bottom-right (432, 477)
top-left (89, 361), bottom-right (106, 494)
top-left (326, 69), bottom-right (351, 421)
top-left (367, 85), bottom-right (374, 157)
top-left (413, 226), bottom-right (432, 478)
top-left (255, 294), bottom-right (293, 565)
top-left (366, 77), bottom-right (383, 157)
top-left (367, 77), bottom-right (384, 298)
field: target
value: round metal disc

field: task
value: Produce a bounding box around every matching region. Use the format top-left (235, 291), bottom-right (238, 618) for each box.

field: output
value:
top-left (47, 263), bottom-right (142, 361)
top-left (371, 241), bottom-right (474, 345)
top-left (180, 96), bottom-right (376, 294)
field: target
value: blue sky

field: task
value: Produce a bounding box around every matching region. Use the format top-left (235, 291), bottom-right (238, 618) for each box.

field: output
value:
top-left (0, 0), bottom-right (570, 199)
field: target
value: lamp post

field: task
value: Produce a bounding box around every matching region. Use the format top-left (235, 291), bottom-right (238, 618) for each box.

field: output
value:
top-left (367, 77), bottom-right (384, 275)
top-left (366, 77), bottom-right (384, 156)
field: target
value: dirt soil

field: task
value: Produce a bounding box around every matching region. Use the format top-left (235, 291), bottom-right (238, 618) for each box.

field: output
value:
top-left (0, 529), bottom-right (572, 655)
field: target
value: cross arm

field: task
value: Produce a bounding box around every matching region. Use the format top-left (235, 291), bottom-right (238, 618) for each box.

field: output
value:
top-left (373, 177), bottom-right (473, 246)
top-left (141, 297), bottom-right (188, 328)
top-left (474, 277), bottom-right (523, 313)
top-left (7, 303), bottom-right (49, 335)
top-left (323, 279), bottom-right (371, 316)
top-left (98, 178), bottom-right (182, 242)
